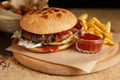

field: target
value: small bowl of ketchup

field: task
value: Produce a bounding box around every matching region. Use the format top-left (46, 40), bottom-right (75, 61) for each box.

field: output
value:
top-left (74, 31), bottom-right (105, 54)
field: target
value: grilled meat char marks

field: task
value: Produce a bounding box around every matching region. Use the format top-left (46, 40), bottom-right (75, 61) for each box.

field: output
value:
top-left (21, 30), bottom-right (70, 44)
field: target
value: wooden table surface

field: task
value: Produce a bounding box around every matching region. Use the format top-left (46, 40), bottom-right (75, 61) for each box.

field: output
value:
top-left (0, 8), bottom-right (120, 80)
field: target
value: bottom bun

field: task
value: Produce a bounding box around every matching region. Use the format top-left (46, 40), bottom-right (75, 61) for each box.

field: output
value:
top-left (13, 39), bottom-right (74, 53)
top-left (27, 41), bottom-right (74, 53)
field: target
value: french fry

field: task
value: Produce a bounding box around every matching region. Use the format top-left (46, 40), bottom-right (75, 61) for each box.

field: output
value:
top-left (79, 13), bottom-right (88, 20)
top-left (78, 13), bottom-right (88, 31)
top-left (87, 20), bottom-right (102, 32)
top-left (88, 19), bottom-right (112, 39)
top-left (87, 19), bottom-right (113, 45)
top-left (104, 38), bottom-right (114, 46)
top-left (106, 21), bottom-right (111, 32)
top-left (93, 17), bottom-right (108, 32)
top-left (87, 27), bottom-right (95, 33)
top-left (78, 13), bottom-right (114, 46)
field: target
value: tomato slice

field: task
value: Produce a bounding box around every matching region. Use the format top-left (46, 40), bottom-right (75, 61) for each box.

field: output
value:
top-left (72, 23), bottom-right (82, 32)
top-left (55, 30), bottom-right (70, 42)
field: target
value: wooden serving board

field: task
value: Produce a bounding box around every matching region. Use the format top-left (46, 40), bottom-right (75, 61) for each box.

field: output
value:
top-left (13, 41), bottom-right (120, 76)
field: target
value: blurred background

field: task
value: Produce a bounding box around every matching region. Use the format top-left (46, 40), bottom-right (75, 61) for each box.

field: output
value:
top-left (48, 0), bottom-right (120, 8)
top-left (0, 0), bottom-right (120, 8)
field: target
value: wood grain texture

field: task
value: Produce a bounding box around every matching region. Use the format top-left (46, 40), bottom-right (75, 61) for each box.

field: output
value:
top-left (0, 8), bottom-right (120, 80)
top-left (12, 43), bottom-right (120, 75)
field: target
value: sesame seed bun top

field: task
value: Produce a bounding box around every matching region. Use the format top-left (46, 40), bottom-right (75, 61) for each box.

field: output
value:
top-left (20, 7), bottom-right (77, 34)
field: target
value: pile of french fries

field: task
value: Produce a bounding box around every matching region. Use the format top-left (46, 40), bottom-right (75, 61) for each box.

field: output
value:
top-left (78, 13), bottom-right (114, 46)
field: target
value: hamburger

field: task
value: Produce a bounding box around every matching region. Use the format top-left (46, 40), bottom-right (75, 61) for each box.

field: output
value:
top-left (12, 7), bottom-right (78, 53)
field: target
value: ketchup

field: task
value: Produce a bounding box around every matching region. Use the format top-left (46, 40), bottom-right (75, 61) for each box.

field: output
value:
top-left (79, 33), bottom-right (101, 40)
top-left (43, 46), bottom-right (59, 52)
top-left (75, 33), bottom-right (104, 53)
